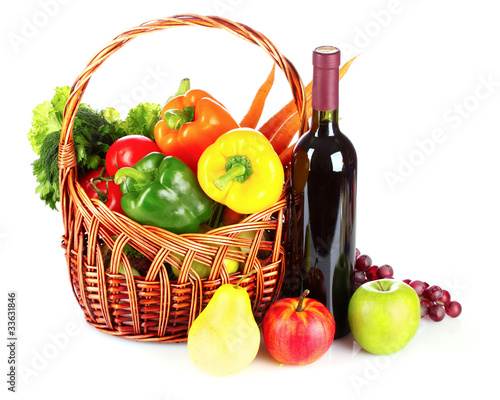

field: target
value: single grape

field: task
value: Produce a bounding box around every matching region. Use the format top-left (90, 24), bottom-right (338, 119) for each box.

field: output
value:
top-left (428, 304), bottom-right (446, 322)
top-left (354, 270), bottom-right (366, 284)
top-left (355, 255), bottom-right (372, 272)
top-left (420, 301), bottom-right (429, 318)
top-left (355, 248), bottom-right (361, 258)
top-left (410, 280), bottom-right (426, 297)
top-left (377, 264), bottom-right (394, 279)
top-left (425, 285), bottom-right (443, 302)
top-left (438, 289), bottom-right (451, 304)
top-left (365, 265), bottom-right (378, 281)
top-left (445, 301), bottom-right (462, 318)
top-left (403, 279), bottom-right (411, 285)
top-left (353, 281), bottom-right (363, 292)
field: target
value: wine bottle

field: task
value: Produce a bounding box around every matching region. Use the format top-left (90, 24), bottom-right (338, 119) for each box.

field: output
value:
top-left (291, 46), bottom-right (357, 339)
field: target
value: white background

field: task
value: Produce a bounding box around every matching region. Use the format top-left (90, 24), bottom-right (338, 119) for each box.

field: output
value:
top-left (1, 0), bottom-right (499, 399)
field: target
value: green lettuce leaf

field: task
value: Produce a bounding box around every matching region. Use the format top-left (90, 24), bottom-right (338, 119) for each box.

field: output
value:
top-left (28, 86), bottom-right (70, 155)
top-left (124, 102), bottom-right (161, 139)
top-left (101, 107), bottom-right (121, 123)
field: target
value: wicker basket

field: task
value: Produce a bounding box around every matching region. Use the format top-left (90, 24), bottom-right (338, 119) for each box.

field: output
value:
top-left (58, 14), bottom-right (306, 342)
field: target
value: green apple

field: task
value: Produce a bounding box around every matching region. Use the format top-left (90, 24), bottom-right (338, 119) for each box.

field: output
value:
top-left (348, 279), bottom-right (421, 355)
top-left (118, 264), bottom-right (141, 277)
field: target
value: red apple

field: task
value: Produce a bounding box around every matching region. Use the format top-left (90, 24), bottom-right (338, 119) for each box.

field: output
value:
top-left (262, 289), bottom-right (335, 366)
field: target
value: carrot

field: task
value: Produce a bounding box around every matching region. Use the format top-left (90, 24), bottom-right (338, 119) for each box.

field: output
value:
top-left (239, 64), bottom-right (276, 129)
top-left (259, 81), bottom-right (312, 140)
top-left (268, 55), bottom-right (359, 154)
top-left (269, 97), bottom-right (311, 155)
top-left (339, 55), bottom-right (358, 80)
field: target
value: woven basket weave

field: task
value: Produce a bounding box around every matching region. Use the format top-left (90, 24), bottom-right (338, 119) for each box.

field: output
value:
top-left (58, 14), bottom-right (306, 342)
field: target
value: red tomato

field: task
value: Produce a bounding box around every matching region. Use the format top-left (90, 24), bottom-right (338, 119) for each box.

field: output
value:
top-left (262, 290), bottom-right (335, 366)
top-left (78, 167), bottom-right (123, 214)
top-left (105, 135), bottom-right (161, 176)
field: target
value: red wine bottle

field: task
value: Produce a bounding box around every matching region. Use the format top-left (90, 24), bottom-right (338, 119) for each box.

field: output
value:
top-left (291, 46), bottom-right (357, 339)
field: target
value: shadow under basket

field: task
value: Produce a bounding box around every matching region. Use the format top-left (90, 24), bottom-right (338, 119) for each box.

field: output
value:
top-left (58, 14), bottom-right (307, 343)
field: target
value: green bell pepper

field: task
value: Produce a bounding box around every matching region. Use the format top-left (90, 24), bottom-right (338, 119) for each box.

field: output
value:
top-left (114, 152), bottom-right (213, 234)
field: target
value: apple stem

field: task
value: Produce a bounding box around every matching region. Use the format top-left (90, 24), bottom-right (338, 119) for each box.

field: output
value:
top-left (235, 269), bottom-right (257, 288)
top-left (296, 289), bottom-right (310, 312)
top-left (377, 281), bottom-right (385, 291)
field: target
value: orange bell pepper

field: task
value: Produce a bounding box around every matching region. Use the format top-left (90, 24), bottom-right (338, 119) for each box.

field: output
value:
top-left (154, 88), bottom-right (239, 173)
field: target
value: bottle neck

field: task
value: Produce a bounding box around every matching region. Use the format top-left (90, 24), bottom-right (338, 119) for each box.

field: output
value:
top-left (310, 108), bottom-right (339, 136)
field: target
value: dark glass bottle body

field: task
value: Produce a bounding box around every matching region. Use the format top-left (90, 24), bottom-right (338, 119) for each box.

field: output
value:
top-left (291, 108), bottom-right (357, 339)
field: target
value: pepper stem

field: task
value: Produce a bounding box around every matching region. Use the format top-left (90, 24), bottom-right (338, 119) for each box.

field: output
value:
top-left (164, 107), bottom-right (194, 130)
top-left (167, 78), bottom-right (190, 102)
top-left (296, 289), bottom-right (310, 312)
top-left (213, 155), bottom-right (253, 190)
top-left (114, 167), bottom-right (153, 186)
top-left (214, 163), bottom-right (246, 190)
top-left (235, 269), bottom-right (257, 288)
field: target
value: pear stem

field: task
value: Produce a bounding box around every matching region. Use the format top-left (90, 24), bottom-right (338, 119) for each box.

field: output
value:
top-left (296, 289), bottom-right (310, 312)
top-left (235, 269), bottom-right (257, 288)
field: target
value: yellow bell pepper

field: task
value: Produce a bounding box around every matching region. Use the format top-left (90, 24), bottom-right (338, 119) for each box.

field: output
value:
top-left (197, 128), bottom-right (285, 214)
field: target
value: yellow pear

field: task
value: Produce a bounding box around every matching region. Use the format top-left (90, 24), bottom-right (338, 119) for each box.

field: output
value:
top-left (187, 273), bottom-right (260, 376)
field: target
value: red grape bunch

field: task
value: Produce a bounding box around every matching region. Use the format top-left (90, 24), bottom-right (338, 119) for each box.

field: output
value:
top-left (354, 249), bottom-right (462, 322)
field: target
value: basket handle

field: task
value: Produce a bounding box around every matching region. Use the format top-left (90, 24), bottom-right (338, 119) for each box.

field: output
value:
top-left (58, 14), bottom-right (307, 175)
top-left (57, 15), bottom-right (307, 233)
